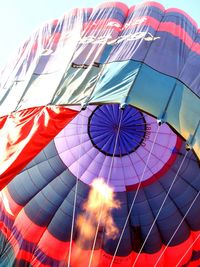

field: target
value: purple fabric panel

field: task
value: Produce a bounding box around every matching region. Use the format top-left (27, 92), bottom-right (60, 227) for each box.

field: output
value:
top-left (180, 31), bottom-right (200, 96)
top-left (145, 9), bottom-right (198, 78)
top-left (73, 3), bottom-right (128, 65)
top-left (54, 105), bottom-right (177, 192)
top-left (108, 4), bottom-right (164, 62)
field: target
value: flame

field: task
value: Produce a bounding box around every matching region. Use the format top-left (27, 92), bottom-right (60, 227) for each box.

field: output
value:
top-left (76, 178), bottom-right (120, 244)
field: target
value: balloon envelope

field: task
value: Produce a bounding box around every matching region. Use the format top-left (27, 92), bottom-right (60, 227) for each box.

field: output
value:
top-left (0, 1), bottom-right (200, 267)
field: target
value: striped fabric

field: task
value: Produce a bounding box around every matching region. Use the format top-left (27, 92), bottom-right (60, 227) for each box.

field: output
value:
top-left (0, 1), bottom-right (200, 267)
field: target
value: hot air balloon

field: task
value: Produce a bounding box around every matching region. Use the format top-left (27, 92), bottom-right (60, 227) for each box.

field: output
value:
top-left (0, 1), bottom-right (200, 267)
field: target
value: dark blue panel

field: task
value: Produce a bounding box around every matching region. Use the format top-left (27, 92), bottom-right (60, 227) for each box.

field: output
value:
top-left (89, 104), bottom-right (146, 156)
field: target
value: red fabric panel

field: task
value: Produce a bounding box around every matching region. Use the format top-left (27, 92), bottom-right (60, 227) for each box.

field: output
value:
top-left (0, 106), bottom-right (78, 189)
top-left (13, 209), bottom-right (46, 243)
top-left (0, 116), bottom-right (7, 129)
top-left (188, 261), bottom-right (200, 267)
top-left (36, 230), bottom-right (193, 267)
top-left (0, 207), bottom-right (196, 267)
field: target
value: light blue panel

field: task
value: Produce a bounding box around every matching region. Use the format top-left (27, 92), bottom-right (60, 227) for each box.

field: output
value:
top-left (166, 81), bottom-right (200, 159)
top-left (127, 63), bottom-right (176, 118)
top-left (89, 60), bottom-right (141, 104)
top-left (52, 65), bottom-right (102, 104)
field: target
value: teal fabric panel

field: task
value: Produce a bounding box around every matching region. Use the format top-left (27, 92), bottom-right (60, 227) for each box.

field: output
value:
top-left (167, 81), bottom-right (200, 158)
top-left (52, 65), bottom-right (102, 104)
top-left (90, 60), bottom-right (141, 103)
top-left (126, 63), bottom-right (176, 118)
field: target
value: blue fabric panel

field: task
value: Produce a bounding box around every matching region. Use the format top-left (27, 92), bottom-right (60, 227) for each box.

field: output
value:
top-left (108, 4), bottom-right (164, 62)
top-left (145, 10), bottom-right (197, 78)
top-left (105, 192), bottom-right (133, 255)
top-left (72, 4), bottom-right (127, 65)
top-left (48, 181), bottom-right (89, 241)
top-left (8, 141), bottom-right (67, 206)
top-left (128, 190), bottom-right (162, 253)
top-left (24, 170), bottom-right (77, 227)
top-left (161, 11), bottom-right (196, 35)
top-left (104, 228), bottom-right (132, 256)
top-left (127, 5), bottom-right (164, 22)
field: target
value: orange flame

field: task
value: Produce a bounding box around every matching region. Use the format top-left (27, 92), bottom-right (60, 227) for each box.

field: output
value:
top-left (76, 178), bottom-right (120, 244)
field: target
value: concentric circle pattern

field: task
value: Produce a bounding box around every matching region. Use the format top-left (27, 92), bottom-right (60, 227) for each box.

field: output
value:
top-left (88, 104), bottom-right (146, 156)
top-left (55, 104), bottom-right (179, 192)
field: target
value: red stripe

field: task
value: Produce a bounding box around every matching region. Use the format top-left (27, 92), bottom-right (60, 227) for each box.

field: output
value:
top-left (32, 232), bottom-right (193, 266)
top-left (121, 12), bottom-right (199, 56)
top-left (84, 18), bottom-right (125, 33)
top-left (43, 32), bottom-right (61, 48)
top-left (0, 216), bottom-right (197, 266)
top-left (16, 250), bottom-right (33, 263)
top-left (129, 3), bottom-right (197, 29)
top-left (166, 8), bottom-right (198, 28)
top-left (13, 209), bottom-right (47, 243)
top-left (37, 230), bottom-right (69, 260)
top-left (123, 16), bottom-right (160, 31)
top-left (126, 137), bottom-right (182, 191)
top-left (190, 39), bottom-right (200, 54)
top-left (0, 106), bottom-right (78, 189)
top-left (128, 6), bottom-right (135, 14)
top-left (52, 19), bottom-right (58, 27)
top-left (191, 231), bottom-right (200, 251)
top-left (159, 21), bottom-right (194, 47)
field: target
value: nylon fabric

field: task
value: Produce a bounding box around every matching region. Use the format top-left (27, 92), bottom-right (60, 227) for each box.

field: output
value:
top-left (0, 106), bottom-right (78, 188)
top-left (0, 2), bottom-right (200, 159)
top-left (0, 1), bottom-right (200, 267)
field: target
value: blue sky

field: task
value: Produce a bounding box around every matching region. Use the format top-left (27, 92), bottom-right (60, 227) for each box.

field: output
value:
top-left (0, 0), bottom-right (199, 70)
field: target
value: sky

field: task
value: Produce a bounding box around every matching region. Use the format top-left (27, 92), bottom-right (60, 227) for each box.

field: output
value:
top-left (0, 0), bottom-right (199, 70)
